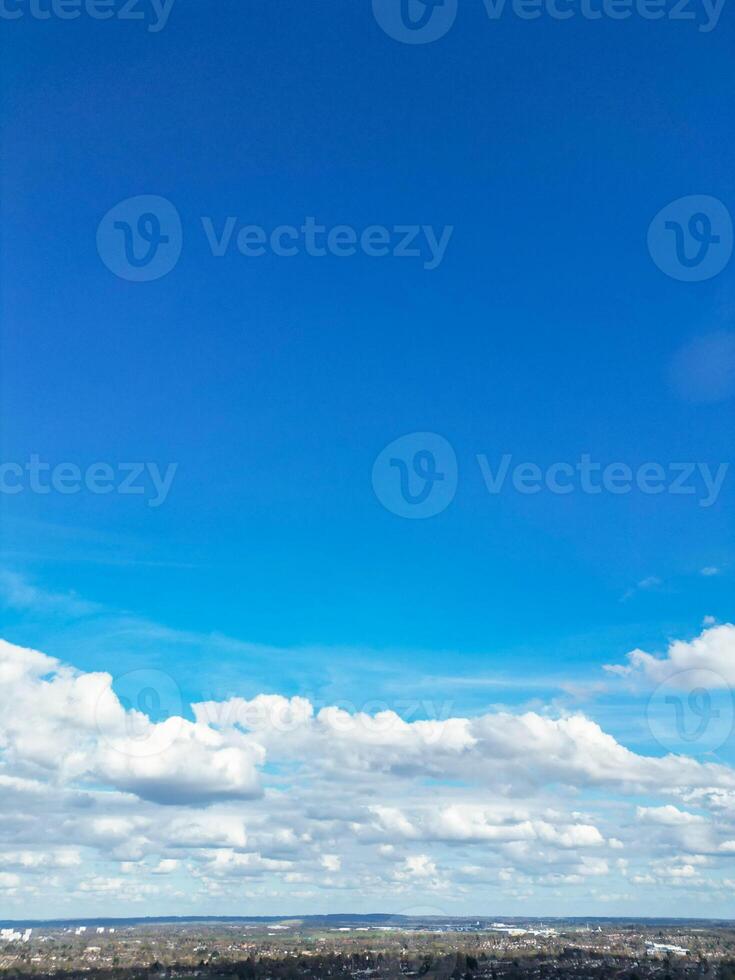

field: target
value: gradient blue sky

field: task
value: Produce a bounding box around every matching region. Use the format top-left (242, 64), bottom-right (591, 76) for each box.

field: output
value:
top-left (1, 0), bottom-right (734, 919)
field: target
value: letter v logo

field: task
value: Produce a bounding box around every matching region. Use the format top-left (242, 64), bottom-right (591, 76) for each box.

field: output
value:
top-left (372, 0), bottom-right (458, 43)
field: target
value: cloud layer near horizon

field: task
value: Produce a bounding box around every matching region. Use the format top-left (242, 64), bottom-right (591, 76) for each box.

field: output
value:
top-left (1, 628), bottom-right (735, 918)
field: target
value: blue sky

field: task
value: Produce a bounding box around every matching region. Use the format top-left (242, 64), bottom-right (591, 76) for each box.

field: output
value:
top-left (0, 0), bottom-right (734, 919)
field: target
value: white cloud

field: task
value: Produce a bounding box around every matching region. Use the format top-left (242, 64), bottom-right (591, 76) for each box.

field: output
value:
top-left (0, 639), bottom-right (263, 806)
top-left (196, 849), bottom-right (292, 878)
top-left (164, 814), bottom-right (248, 849)
top-left (152, 859), bottom-right (179, 874)
top-left (201, 691), bottom-right (735, 797)
top-left (0, 570), bottom-right (101, 618)
top-left (321, 854), bottom-right (341, 872)
top-left (636, 806), bottom-right (706, 827)
top-left (0, 849), bottom-right (81, 870)
top-left (3, 634), bottom-right (735, 915)
top-left (363, 805), bottom-right (605, 849)
top-left (395, 854), bottom-right (438, 880)
top-left (604, 623), bottom-right (735, 687)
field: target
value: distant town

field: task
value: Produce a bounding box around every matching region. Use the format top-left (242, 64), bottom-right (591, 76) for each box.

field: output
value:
top-left (1, 916), bottom-right (735, 980)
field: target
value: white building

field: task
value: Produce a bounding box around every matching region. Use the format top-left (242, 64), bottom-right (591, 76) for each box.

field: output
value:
top-left (646, 943), bottom-right (689, 957)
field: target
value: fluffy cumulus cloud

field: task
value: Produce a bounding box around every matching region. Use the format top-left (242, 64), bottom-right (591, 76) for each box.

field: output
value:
top-left (0, 639), bottom-right (263, 806)
top-left (605, 623), bottom-right (735, 687)
top-left (3, 631), bottom-right (735, 917)
top-left (196, 691), bottom-right (735, 795)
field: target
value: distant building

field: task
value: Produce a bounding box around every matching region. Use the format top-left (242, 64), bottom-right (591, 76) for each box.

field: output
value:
top-left (646, 943), bottom-right (689, 957)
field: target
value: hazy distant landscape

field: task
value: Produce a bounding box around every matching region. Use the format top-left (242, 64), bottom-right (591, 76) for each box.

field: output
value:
top-left (2, 917), bottom-right (735, 980)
